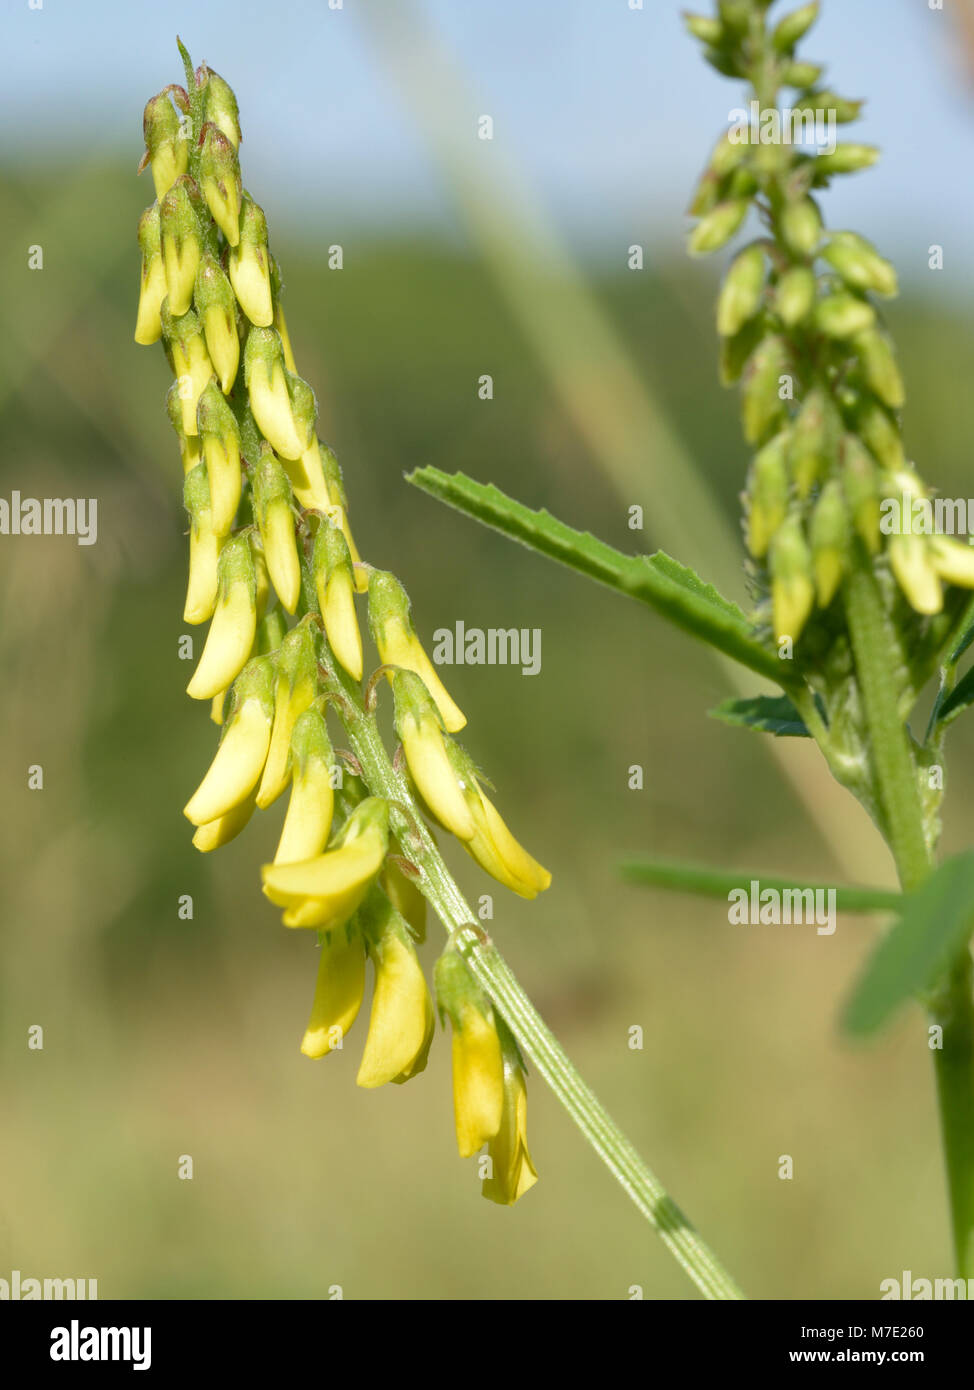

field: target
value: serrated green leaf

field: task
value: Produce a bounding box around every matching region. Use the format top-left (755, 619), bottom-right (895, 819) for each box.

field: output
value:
top-left (620, 857), bottom-right (902, 914)
top-left (407, 467), bottom-right (794, 688)
top-left (843, 852), bottom-right (974, 1036)
top-left (709, 694), bottom-right (811, 736)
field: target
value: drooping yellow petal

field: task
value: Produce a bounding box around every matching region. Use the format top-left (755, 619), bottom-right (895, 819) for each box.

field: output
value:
top-left (400, 713), bottom-right (474, 841)
top-left (192, 790), bottom-right (257, 852)
top-left (186, 578), bottom-right (257, 700)
top-left (263, 835), bottom-right (385, 907)
top-left (184, 517), bottom-right (220, 625)
top-left (889, 534), bottom-right (942, 615)
top-left (931, 537), bottom-right (974, 589)
top-left (274, 755), bottom-right (335, 865)
top-left (301, 930), bottom-right (367, 1059)
top-left (183, 699), bottom-right (273, 826)
top-left (451, 1005), bottom-right (505, 1157)
top-left (379, 617), bottom-right (465, 733)
top-left (321, 566), bottom-right (363, 682)
top-left (256, 674), bottom-right (315, 809)
top-left (356, 932), bottom-right (434, 1089)
top-left (482, 1056), bottom-right (538, 1206)
top-left (463, 786), bottom-right (551, 899)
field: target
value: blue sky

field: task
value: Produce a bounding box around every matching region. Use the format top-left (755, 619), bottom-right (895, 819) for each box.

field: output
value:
top-left (5, 0), bottom-right (974, 275)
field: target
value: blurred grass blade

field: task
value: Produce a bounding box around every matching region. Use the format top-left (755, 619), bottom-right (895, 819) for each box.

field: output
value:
top-left (408, 467), bottom-right (790, 686)
top-left (934, 665), bottom-right (974, 729)
top-left (621, 858), bottom-right (903, 914)
top-left (844, 853), bottom-right (974, 1035)
top-left (710, 693), bottom-right (812, 737)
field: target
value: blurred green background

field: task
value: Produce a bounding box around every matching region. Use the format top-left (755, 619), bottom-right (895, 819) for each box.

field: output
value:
top-left (3, 0), bottom-right (974, 1300)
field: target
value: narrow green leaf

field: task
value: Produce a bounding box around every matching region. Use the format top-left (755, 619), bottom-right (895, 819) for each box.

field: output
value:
top-left (936, 665), bottom-right (974, 728)
top-left (620, 857), bottom-right (902, 914)
top-left (843, 852), bottom-right (974, 1036)
top-left (407, 467), bottom-right (793, 687)
top-left (709, 693), bottom-right (810, 736)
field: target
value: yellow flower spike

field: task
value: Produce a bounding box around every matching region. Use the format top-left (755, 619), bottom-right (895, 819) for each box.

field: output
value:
top-left (256, 620), bottom-right (318, 808)
top-left (194, 254), bottom-right (240, 393)
top-left (161, 302), bottom-right (215, 438)
top-left (889, 534), bottom-right (942, 615)
top-left (142, 88), bottom-right (189, 199)
top-left (261, 796), bottom-right (390, 930)
top-left (199, 121), bottom-right (242, 246)
top-left (186, 532), bottom-right (258, 700)
top-left (244, 326), bottom-right (317, 460)
top-left (356, 891), bottom-right (435, 1089)
top-left (391, 669), bottom-right (475, 840)
top-left (192, 788), bottom-right (257, 852)
top-left (769, 513), bottom-right (815, 644)
top-left (166, 382), bottom-right (202, 475)
top-left (253, 444), bottom-right (302, 614)
top-left (134, 204), bottom-right (167, 345)
top-left (483, 1028), bottom-right (538, 1206)
top-left (183, 658), bottom-right (275, 826)
top-left (368, 570), bottom-right (465, 732)
top-left (931, 537), bottom-right (974, 589)
top-left (183, 463), bottom-right (221, 625)
top-left (274, 708), bottom-right (335, 864)
top-left (159, 175), bottom-right (203, 318)
top-left (313, 517), bottom-right (363, 682)
top-left (321, 446), bottom-right (368, 591)
top-left (435, 952), bottom-right (505, 1157)
top-left (229, 196), bottom-right (274, 327)
top-left (381, 851), bottom-right (426, 944)
top-left (196, 381), bottom-right (242, 537)
top-left (444, 742), bottom-right (551, 898)
top-left (300, 927), bottom-right (367, 1060)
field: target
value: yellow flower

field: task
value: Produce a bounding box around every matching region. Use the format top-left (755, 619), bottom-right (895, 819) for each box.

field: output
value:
top-left (273, 709), bottom-right (335, 864)
top-left (229, 197), bottom-right (273, 327)
top-left (889, 533), bottom-right (941, 615)
top-left (392, 669), bottom-right (474, 840)
top-left (197, 382), bottom-right (242, 538)
top-left (931, 536), bottom-right (974, 588)
top-left (436, 952), bottom-right (505, 1157)
top-left (199, 122), bottom-right (242, 246)
top-left (186, 533), bottom-right (258, 700)
top-left (313, 518), bottom-right (363, 682)
top-left (166, 382), bottom-right (202, 475)
top-left (482, 1044), bottom-right (538, 1206)
top-left (183, 660), bottom-right (275, 826)
top-left (192, 789), bottom-right (257, 852)
top-left (194, 254), bottom-right (239, 393)
top-left (142, 89), bottom-right (188, 199)
top-left (356, 894), bottom-right (434, 1088)
top-left (159, 176), bottom-right (202, 318)
top-left (261, 796), bottom-right (389, 930)
top-left (256, 621), bottom-right (318, 809)
top-left (182, 464), bottom-right (220, 625)
top-left (134, 204), bottom-right (167, 346)
top-left (301, 927), bottom-right (367, 1059)
top-left (244, 326), bottom-right (316, 460)
top-left (161, 304), bottom-right (215, 439)
top-left (368, 570), bottom-right (465, 732)
top-left (446, 744), bottom-right (551, 899)
top-left (253, 446), bottom-right (302, 614)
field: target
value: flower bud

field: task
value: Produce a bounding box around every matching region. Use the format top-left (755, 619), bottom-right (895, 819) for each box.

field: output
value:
top-left (771, 2), bottom-right (819, 51)
top-left (142, 89), bottom-right (189, 199)
top-left (770, 513), bottom-right (815, 644)
top-left (262, 796), bottom-right (390, 930)
top-left (683, 13), bottom-right (724, 44)
top-left (774, 265), bottom-right (816, 327)
top-left (788, 387), bottom-right (836, 497)
top-left (253, 445), bottom-right (302, 613)
top-left (852, 329), bottom-right (904, 410)
top-left (244, 327), bottom-right (317, 459)
top-left (183, 657), bottom-right (275, 826)
top-left (274, 707), bottom-right (335, 865)
top-left (890, 532), bottom-right (942, 615)
top-left (229, 196), bottom-right (273, 326)
top-left (800, 90), bottom-right (862, 124)
top-left (781, 60), bottom-right (823, 88)
top-left (392, 669), bottom-right (476, 841)
top-left (194, 254), bottom-right (240, 391)
top-left (780, 196), bottom-right (822, 256)
top-left (197, 380), bottom-right (242, 536)
top-left (159, 176), bottom-right (203, 317)
top-left (368, 570), bottom-right (465, 732)
top-left (257, 618), bottom-right (318, 808)
top-left (482, 1021), bottom-right (538, 1206)
top-left (161, 303), bottom-right (215, 437)
top-left (688, 198), bottom-right (750, 256)
top-left (183, 462), bottom-right (220, 624)
top-left (839, 434), bottom-right (881, 554)
top-left (435, 951), bottom-right (505, 1157)
top-left (186, 532), bottom-right (258, 700)
top-left (447, 743), bottom-right (551, 899)
top-left (300, 926), bottom-right (367, 1060)
top-left (312, 516), bottom-right (363, 680)
top-left (814, 292), bottom-right (876, 339)
top-left (199, 66), bottom-right (241, 150)
top-left (167, 382), bottom-right (202, 474)
top-left (853, 399), bottom-right (905, 473)
top-left (198, 122), bottom-right (242, 246)
top-left (815, 144), bottom-right (879, 176)
top-left (356, 890), bottom-right (435, 1088)
top-left (740, 333), bottom-right (790, 445)
top-left (744, 431), bottom-right (790, 560)
top-left (134, 204), bottom-right (167, 345)
top-left (931, 537), bottom-right (974, 590)
top-left (716, 243), bottom-right (765, 338)
top-left (719, 314), bottom-right (765, 387)
top-left (822, 231), bottom-right (897, 298)
top-left (809, 479), bottom-right (849, 607)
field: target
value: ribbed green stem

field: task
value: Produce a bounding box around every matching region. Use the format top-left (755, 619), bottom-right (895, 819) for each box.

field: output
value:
top-left (320, 653), bottom-right (745, 1300)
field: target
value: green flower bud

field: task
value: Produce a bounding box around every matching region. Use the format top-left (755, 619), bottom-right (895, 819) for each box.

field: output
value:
top-left (134, 204), bottom-right (167, 346)
top-left (780, 196), bottom-right (822, 256)
top-left (813, 292), bottom-right (876, 339)
top-left (689, 198), bottom-right (750, 256)
top-left (194, 253), bottom-right (240, 392)
top-left (257, 606), bottom-right (289, 655)
top-left (253, 444), bottom-right (302, 614)
top-left (853, 399), bottom-right (905, 473)
top-left (313, 516), bottom-right (363, 681)
top-left (809, 479), bottom-right (849, 607)
top-left (781, 61), bottom-right (823, 88)
top-left (717, 244), bottom-right (766, 337)
top-left (770, 512), bottom-right (815, 643)
top-left (187, 531), bottom-right (258, 700)
top-left (159, 175), bottom-right (203, 317)
top-left (745, 431), bottom-right (790, 560)
top-left (774, 265), bottom-right (816, 327)
top-left (814, 143), bottom-right (879, 176)
top-left (794, 90), bottom-right (863, 125)
top-left (161, 303), bottom-right (215, 437)
top-left (683, 14), bottom-right (724, 44)
top-left (244, 327), bottom-right (317, 459)
top-left (740, 333), bottom-right (790, 445)
top-left (142, 88), bottom-right (189, 199)
top-left (852, 329), bottom-right (905, 410)
top-left (822, 231), bottom-right (897, 298)
top-left (717, 0), bottom-right (750, 35)
top-left (198, 66), bottom-right (241, 149)
top-left (719, 313), bottom-right (765, 387)
top-left (788, 387), bottom-right (836, 496)
top-left (198, 122), bottom-right (242, 247)
top-left (197, 380), bottom-right (243, 536)
top-left (839, 433), bottom-right (881, 554)
top-left (771, 2), bottom-right (820, 52)
top-left (229, 195), bottom-right (273, 327)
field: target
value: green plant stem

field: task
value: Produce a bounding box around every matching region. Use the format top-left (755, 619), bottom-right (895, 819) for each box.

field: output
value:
top-left (320, 652), bottom-right (745, 1300)
top-left (845, 564), bottom-right (974, 1277)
